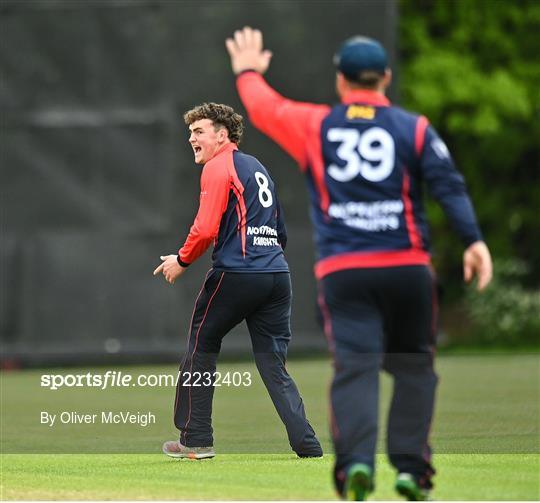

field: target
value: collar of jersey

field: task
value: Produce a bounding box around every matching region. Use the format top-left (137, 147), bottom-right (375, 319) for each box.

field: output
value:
top-left (208, 142), bottom-right (238, 162)
top-left (341, 90), bottom-right (390, 107)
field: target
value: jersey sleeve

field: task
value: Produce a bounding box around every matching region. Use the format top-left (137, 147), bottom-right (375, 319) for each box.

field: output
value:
top-left (178, 159), bottom-right (231, 265)
top-left (419, 121), bottom-right (483, 247)
top-left (236, 71), bottom-right (330, 171)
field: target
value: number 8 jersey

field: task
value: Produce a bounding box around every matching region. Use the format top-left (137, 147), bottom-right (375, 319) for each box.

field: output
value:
top-left (178, 143), bottom-right (289, 273)
top-left (236, 72), bottom-right (483, 279)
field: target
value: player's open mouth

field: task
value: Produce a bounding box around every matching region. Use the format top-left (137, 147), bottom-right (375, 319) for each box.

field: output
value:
top-left (194, 147), bottom-right (202, 154)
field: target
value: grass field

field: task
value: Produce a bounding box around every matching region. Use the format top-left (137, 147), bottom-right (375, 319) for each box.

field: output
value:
top-left (2, 453), bottom-right (538, 500)
top-left (1, 354), bottom-right (539, 500)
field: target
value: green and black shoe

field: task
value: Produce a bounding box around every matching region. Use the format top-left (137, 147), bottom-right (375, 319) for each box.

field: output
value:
top-left (344, 463), bottom-right (374, 501)
top-left (395, 473), bottom-right (431, 501)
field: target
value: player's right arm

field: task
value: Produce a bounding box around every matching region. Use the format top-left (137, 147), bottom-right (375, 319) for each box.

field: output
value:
top-left (178, 159), bottom-right (230, 266)
top-left (226, 27), bottom-right (330, 170)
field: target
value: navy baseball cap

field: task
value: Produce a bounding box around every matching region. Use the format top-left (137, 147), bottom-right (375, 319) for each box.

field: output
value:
top-left (333, 36), bottom-right (388, 81)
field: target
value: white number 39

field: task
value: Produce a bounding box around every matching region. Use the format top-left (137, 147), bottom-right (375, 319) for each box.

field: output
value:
top-left (327, 127), bottom-right (395, 182)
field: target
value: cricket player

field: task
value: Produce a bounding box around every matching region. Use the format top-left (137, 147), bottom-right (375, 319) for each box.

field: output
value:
top-left (226, 28), bottom-right (492, 500)
top-left (154, 102), bottom-right (322, 460)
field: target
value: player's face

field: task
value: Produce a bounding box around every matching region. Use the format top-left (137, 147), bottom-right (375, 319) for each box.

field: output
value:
top-left (188, 119), bottom-right (225, 164)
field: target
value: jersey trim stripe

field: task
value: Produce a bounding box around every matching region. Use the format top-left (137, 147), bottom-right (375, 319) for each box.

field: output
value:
top-left (229, 156), bottom-right (247, 259)
top-left (415, 115), bottom-right (429, 156)
top-left (314, 249), bottom-right (431, 279)
top-left (309, 116), bottom-right (331, 214)
top-left (234, 202), bottom-right (242, 239)
top-left (402, 168), bottom-right (423, 249)
top-left (230, 183), bottom-right (247, 258)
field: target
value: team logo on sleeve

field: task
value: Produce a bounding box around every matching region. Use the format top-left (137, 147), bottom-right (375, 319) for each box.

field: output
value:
top-left (431, 138), bottom-right (450, 159)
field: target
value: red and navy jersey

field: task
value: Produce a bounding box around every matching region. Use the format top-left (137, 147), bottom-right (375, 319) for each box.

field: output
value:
top-left (178, 143), bottom-right (288, 273)
top-left (236, 71), bottom-right (483, 279)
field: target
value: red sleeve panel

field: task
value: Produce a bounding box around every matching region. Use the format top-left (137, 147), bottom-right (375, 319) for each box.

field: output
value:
top-left (236, 71), bottom-right (331, 171)
top-left (178, 153), bottom-right (232, 265)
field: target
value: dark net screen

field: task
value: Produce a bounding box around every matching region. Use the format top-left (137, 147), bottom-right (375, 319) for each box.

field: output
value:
top-left (1, 0), bottom-right (397, 363)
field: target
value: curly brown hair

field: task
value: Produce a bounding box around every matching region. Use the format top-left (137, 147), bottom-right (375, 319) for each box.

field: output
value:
top-left (183, 102), bottom-right (244, 145)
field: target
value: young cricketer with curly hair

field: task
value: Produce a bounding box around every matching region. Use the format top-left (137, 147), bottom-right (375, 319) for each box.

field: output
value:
top-left (154, 103), bottom-right (322, 460)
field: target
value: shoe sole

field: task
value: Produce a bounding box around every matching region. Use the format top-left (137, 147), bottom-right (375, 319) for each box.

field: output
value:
top-left (345, 464), bottom-right (373, 501)
top-left (163, 448), bottom-right (215, 460)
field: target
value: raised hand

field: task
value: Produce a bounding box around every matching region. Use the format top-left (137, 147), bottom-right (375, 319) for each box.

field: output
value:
top-left (226, 26), bottom-right (273, 75)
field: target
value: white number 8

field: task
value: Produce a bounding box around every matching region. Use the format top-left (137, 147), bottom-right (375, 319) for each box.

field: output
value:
top-left (255, 171), bottom-right (273, 208)
top-left (327, 127), bottom-right (395, 182)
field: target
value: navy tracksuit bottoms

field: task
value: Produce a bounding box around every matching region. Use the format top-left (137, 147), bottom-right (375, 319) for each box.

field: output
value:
top-left (318, 265), bottom-right (438, 491)
top-left (173, 270), bottom-right (322, 457)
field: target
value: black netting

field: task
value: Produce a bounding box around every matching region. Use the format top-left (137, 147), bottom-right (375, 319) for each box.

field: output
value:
top-left (1, 0), bottom-right (397, 363)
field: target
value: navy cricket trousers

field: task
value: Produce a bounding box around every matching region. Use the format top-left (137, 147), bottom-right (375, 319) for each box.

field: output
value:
top-left (319, 265), bottom-right (438, 490)
top-left (173, 270), bottom-right (322, 457)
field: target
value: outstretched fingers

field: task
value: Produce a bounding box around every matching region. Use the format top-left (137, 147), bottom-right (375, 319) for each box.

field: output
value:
top-left (225, 37), bottom-right (238, 57)
top-left (234, 28), bottom-right (246, 50)
top-left (232, 26), bottom-right (262, 52)
top-left (252, 28), bottom-right (263, 51)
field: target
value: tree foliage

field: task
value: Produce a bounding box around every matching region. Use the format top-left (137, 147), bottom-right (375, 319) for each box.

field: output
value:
top-left (400, 0), bottom-right (540, 294)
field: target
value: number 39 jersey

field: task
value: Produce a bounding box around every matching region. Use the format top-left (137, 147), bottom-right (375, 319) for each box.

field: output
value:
top-left (236, 72), bottom-right (483, 279)
top-left (178, 143), bottom-right (289, 273)
top-left (315, 103), bottom-right (442, 265)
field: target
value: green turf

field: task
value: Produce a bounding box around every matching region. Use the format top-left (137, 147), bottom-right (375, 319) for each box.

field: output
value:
top-left (1, 454), bottom-right (539, 500)
top-left (1, 354), bottom-right (539, 499)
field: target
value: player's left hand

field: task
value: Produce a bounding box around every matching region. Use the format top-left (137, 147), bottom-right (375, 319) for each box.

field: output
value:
top-left (153, 255), bottom-right (186, 284)
top-left (463, 241), bottom-right (493, 291)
